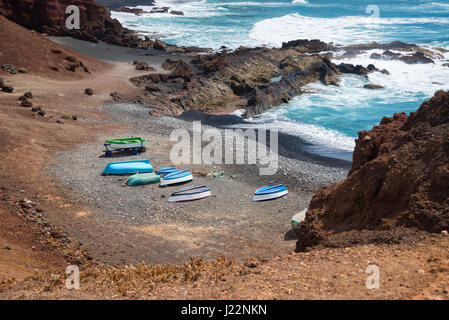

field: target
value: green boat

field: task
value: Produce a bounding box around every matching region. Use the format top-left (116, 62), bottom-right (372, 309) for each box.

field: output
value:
top-left (125, 173), bottom-right (160, 186)
top-left (105, 137), bottom-right (146, 150)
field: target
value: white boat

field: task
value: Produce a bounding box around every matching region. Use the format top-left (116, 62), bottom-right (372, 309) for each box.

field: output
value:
top-left (252, 185), bottom-right (288, 202)
top-left (168, 185), bottom-right (211, 202)
top-left (160, 170), bottom-right (193, 187)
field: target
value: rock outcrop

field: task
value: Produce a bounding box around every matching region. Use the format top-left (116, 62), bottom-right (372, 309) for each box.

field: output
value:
top-left (296, 90), bottom-right (449, 251)
top-left (130, 40), bottom-right (384, 116)
top-left (0, 0), bottom-right (154, 48)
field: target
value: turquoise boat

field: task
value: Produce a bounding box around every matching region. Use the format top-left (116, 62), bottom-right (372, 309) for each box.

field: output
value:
top-left (102, 159), bottom-right (153, 175)
top-left (125, 173), bottom-right (161, 186)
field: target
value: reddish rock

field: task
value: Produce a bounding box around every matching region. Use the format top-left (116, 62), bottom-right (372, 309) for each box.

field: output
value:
top-left (296, 90), bottom-right (449, 251)
top-left (0, 0), bottom-right (156, 48)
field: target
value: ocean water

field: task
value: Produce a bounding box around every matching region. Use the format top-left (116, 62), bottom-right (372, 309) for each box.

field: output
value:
top-left (113, 0), bottom-right (449, 161)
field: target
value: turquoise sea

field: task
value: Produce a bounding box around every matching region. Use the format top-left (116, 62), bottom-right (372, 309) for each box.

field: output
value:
top-left (113, 0), bottom-right (449, 160)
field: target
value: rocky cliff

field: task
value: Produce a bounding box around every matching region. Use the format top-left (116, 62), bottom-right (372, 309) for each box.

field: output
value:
top-left (296, 90), bottom-right (449, 251)
top-left (0, 0), bottom-right (154, 48)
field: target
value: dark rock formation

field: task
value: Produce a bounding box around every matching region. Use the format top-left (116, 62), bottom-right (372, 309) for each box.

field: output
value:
top-left (130, 41), bottom-right (384, 116)
top-left (370, 50), bottom-right (434, 64)
top-left (115, 7), bottom-right (149, 15)
top-left (134, 61), bottom-right (154, 71)
top-left (296, 90), bottom-right (449, 252)
top-left (281, 39), bottom-right (333, 52)
top-left (170, 11), bottom-right (184, 16)
top-left (84, 88), bottom-right (93, 95)
top-left (364, 84), bottom-right (384, 89)
top-left (20, 99), bottom-right (32, 107)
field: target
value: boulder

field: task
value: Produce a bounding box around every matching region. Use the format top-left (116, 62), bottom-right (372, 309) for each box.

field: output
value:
top-left (153, 39), bottom-right (168, 51)
top-left (84, 88), bottom-right (93, 96)
top-left (170, 11), bottom-right (184, 16)
top-left (20, 100), bottom-right (32, 107)
top-left (364, 84), bottom-right (384, 89)
top-left (1, 85), bottom-right (13, 93)
top-left (134, 61), bottom-right (154, 71)
top-left (24, 91), bottom-right (33, 99)
top-left (1, 64), bottom-right (16, 74)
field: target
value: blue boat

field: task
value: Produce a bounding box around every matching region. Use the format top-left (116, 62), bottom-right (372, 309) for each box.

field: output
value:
top-left (253, 185), bottom-right (288, 202)
top-left (160, 170), bottom-right (193, 186)
top-left (155, 167), bottom-right (179, 177)
top-left (102, 159), bottom-right (153, 175)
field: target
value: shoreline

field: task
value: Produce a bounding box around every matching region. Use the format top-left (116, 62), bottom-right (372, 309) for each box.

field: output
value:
top-left (48, 35), bottom-right (355, 165)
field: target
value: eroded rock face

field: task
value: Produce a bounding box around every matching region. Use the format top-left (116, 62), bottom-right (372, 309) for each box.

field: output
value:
top-left (0, 0), bottom-right (154, 48)
top-left (296, 90), bottom-right (449, 251)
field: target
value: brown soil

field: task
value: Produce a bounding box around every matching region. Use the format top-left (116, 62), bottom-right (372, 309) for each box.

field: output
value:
top-left (0, 15), bottom-right (107, 79)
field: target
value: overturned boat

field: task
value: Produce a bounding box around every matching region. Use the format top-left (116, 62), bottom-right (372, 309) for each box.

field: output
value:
top-left (102, 159), bottom-right (154, 175)
top-left (105, 137), bottom-right (146, 150)
top-left (252, 185), bottom-right (288, 202)
top-left (168, 185), bottom-right (211, 202)
top-left (155, 167), bottom-right (179, 177)
top-left (160, 170), bottom-right (193, 186)
top-left (125, 173), bottom-right (161, 186)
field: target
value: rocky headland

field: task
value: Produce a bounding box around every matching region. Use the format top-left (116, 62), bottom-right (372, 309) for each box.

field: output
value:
top-left (296, 90), bottom-right (449, 251)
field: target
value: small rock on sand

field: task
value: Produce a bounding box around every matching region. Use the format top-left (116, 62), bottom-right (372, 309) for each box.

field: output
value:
top-left (1, 85), bottom-right (14, 93)
top-left (20, 100), bottom-right (32, 107)
top-left (84, 88), bottom-right (93, 96)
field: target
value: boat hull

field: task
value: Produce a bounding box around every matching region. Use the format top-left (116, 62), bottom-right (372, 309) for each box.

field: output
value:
top-left (168, 186), bottom-right (211, 202)
top-left (156, 167), bottom-right (179, 177)
top-left (160, 170), bottom-right (193, 186)
top-left (252, 185), bottom-right (288, 202)
top-left (252, 190), bottom-right (288, 202)
top-left (125, 173), bottom-right (160, 186)
top-left (102, 160), bottom-right (153, 175)
top-left (108, 142), bottom-right (146, 150)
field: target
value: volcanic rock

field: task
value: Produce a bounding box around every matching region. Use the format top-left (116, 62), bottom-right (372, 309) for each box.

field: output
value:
top-left (134, 61), bottom-right (154, 71)
top-left (296, 90), bottom-right (449, 251)
top-left (1, 85), bottom-right (13, 93)
top-left (0, 0), bottom-right (157, 49)
top-left (130, 40), bottom-right (386, 116)
top-left (364, 84), bottom-right (384, 89)
top-left (20, 100), bottom-right (32, 107)
top-left (153, 39), bottom-right (168, 51)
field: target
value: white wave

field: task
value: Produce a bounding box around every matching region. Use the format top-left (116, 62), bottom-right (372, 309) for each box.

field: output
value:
top-left (337, 49), bottom-right (449, 97)
top-left (249, 13), bottom-right (449, 46)
top-left (292, 0), bottom-right (308, 3)
top-left (225, 112), bottom-right (356, 152)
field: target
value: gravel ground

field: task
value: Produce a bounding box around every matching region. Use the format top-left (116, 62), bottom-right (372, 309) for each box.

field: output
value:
top-left (49, 102), bottom-right (349, 262)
